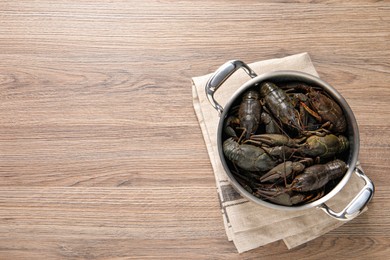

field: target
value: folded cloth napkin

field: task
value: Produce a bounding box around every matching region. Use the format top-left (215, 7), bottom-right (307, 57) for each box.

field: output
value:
top-left (191, 53), bottom-right (367, 253)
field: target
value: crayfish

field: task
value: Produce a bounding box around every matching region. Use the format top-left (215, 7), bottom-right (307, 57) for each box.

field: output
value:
top-left (238, 90), bottom-right (261, 139)
top-left (260, 82), bottom-right (302, 132)
top-left (223, 138), bottom-right (277, 172)
top-left (298, 84), bottom-right (347, 133)
top-left (222, 80), bottom-right (350, 206)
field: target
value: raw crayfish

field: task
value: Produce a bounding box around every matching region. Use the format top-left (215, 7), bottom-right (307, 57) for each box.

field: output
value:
top-left (290, 159), bottom-right (347, 192)
top-left (289, 83), bottom-right (347, 133)
top-left (259, 82), bottom-right (302, 132)
top-left (222, 80), bottom-right (350, 206)
top-left (238, 90), bottom-right (261, 139)
top-left (249, 133), bottom-right (349, 159)
top-left (253, 183), bottom-right (324, 206)
top-left (253, 159), bottom-right (347, 206)
top-left (223, 137), bottom-right (277, 172)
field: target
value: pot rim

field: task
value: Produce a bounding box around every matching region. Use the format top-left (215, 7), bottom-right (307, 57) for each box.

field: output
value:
top-left (217, 70), bottom-right (359, 211)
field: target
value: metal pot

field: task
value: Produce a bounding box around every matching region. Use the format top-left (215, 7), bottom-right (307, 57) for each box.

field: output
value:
top-left (205, 60), bottom-right (374, 221)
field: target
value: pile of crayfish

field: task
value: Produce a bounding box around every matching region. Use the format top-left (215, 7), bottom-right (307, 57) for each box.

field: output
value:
top-left (222, 81), bottom-right (349, 206)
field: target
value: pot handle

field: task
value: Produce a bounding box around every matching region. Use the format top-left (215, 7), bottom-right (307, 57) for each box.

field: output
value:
top-left (319, 167), bottom-right (374, 221)
top-left (205, 60), bottom-right (258, 115)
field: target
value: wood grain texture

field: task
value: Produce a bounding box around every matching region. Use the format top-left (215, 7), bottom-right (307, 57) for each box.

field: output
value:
top-left (0, 0), bottom-right (389, 259)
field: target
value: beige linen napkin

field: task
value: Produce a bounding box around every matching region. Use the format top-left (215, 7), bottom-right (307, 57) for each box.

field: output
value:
top-left (191, 53), bottom-right (367, 253)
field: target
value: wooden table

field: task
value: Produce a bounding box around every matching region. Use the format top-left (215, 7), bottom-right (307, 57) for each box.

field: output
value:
top-left (1, 1), bottom-right (389, 259)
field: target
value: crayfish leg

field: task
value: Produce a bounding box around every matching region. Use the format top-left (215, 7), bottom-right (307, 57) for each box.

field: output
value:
top-left (300, 101), bottom-right (322, 122)
top-left (242, 139), bottom-right (264, 147)
top-left (236, 128), bottom-right (247, 144)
